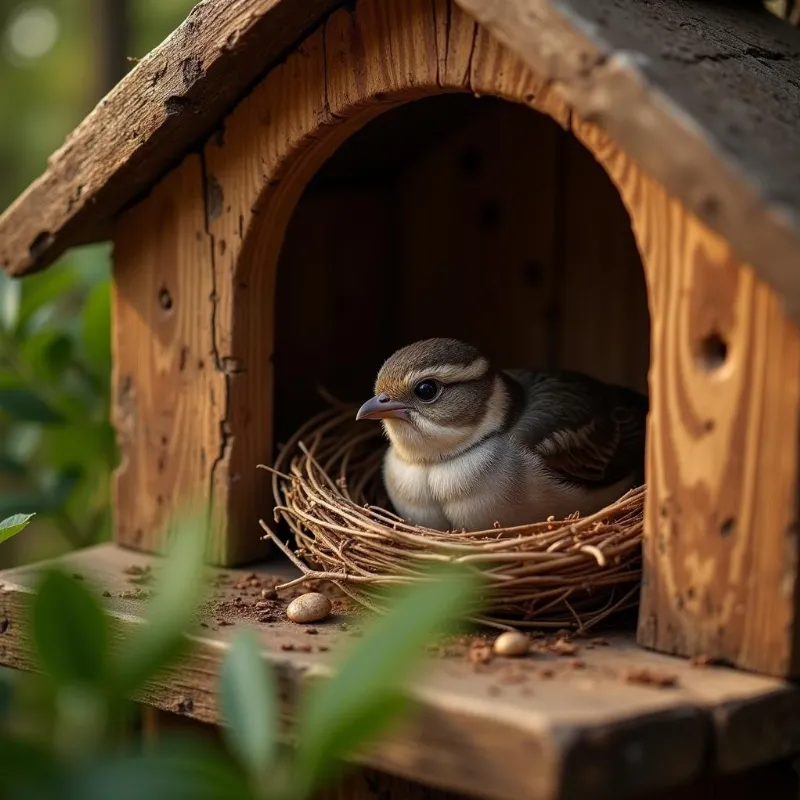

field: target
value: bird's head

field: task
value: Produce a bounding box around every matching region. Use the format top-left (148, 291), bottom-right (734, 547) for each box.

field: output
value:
top-left (356, 338), bottom-right (509, 462)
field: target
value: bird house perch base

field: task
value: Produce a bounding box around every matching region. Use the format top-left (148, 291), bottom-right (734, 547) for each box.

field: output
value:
top-left (2, 543), bottom-right (800, 800)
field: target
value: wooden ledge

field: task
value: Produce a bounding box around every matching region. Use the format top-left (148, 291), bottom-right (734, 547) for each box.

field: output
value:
top-left (1, 543), bottom-right (800, 800)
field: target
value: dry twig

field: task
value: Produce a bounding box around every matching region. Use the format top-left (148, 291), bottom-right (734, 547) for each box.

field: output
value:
top-left (259, 404), bottom-right (644, 631)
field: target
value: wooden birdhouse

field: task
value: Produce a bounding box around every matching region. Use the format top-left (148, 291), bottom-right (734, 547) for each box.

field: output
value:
top-left (4, 0), bottom-right (800, 797)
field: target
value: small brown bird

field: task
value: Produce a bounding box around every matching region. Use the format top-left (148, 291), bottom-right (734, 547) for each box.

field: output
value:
top-left (355, 338), bottom-right (647, 531)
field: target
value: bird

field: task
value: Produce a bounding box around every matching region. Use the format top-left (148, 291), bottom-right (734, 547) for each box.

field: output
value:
top-left (355, 337), bottom-right (648, 532)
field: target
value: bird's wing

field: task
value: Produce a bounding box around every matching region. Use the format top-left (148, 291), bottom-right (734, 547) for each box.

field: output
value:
top-left (509, 370), bottom-right (648, 488)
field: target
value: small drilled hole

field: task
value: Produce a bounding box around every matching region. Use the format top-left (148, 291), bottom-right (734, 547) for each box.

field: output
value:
top-left (698, 332), bottom-right (728, 371)
top-left (720, 517), bottom-right (735, 538)
top-left (158, 287), bottom-right (173, 311)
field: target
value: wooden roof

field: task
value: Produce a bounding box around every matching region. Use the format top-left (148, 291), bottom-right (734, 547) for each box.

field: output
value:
top-left (2, 0), bottom-right (800, 320)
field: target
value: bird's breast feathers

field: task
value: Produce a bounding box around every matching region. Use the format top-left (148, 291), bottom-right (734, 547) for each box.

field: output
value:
top-left (383, 432), bottom-right (636, 531)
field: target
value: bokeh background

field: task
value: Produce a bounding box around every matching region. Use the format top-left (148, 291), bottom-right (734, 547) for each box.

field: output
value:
top-left (0, 0), bottom-right (797, 570)
top-left (0, 0), bottom-right (194, 569)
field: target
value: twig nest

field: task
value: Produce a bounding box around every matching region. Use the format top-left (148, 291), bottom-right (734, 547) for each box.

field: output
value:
top-left (493, 631), bottom-right (531, 657)
top-left (286, 592), bottom-right (331, 624)
top-left (264, 404), bottom-right (645, 630)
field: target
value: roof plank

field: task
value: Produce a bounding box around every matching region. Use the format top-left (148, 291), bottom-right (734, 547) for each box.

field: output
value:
top-left (2, 543), bottom-right (800, 800)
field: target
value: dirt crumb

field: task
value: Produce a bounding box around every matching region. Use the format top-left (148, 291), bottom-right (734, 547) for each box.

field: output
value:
top-left (624, 667), bottom-right (678, 688)
top-left (548, 638), bottom-right (578, 656)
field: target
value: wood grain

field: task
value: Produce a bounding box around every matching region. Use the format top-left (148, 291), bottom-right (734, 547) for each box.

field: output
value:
top-left (112, 155), bottom-right (234, 561)
top-left (140, 709), bottom-right (800, 800)
top-left (394, 99), bottom-right (563, 371)
top-left (143, 710), bottom-right (466, 800)
top-left (572, 118), bottom-right (800, 678)
top-left (557, 134), bottom-right (650, 394)
top-left (4, 543), bottom-right (800, 800)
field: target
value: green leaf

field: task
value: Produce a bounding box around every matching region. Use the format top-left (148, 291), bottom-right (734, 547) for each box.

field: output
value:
top-left (219, 631), bottom-right (277, 785)
top-left (0, 512), bottom-right (35, 544)
top-left (81, 281), bottom-right (111, 374)
top-left (19, 266), bottom-right (80, 331)
top-left (46, 424), bottom-right (115, 471)
top-left (292, 564), bottom-right (479, 796)
top-left (0, 467), bottom-right (81, 522)
top-left (0, 387), bottom-right (64, 423)
top-left (112, 514), bottom-right (210, 694)
top-left (32, 570), bottom-right (109, 686)
top-left (69, 739), bottom-right (251, 800)
top-left (0, 469), bottom-right (83, 523)
top-left (21, 330), bottom-right (74, 382)
top-left (0, 737), bottom-right (63, 799)
top-left (0, 453), bottom-right (27, 477)
top-left (0, 671), bottom-right (12, 723)
top-left (0, 272), bottom-right (22, 334)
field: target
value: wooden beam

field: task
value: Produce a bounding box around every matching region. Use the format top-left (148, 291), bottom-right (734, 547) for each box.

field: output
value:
top-left (572, 118), bottom-right (800, 679)
top-left (2, 544), bottom-right (800, 800)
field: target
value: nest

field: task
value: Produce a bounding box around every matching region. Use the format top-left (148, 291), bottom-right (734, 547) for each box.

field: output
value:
top-left (259, 401), bottom-right (645, 632)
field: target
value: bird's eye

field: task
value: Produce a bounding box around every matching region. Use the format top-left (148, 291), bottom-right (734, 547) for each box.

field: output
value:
top-left (413, 380), bottom-right (439, 402)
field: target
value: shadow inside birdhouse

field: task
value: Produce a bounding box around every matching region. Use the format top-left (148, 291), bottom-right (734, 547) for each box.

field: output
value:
top-left (274, 93), bottom-right (650, 447)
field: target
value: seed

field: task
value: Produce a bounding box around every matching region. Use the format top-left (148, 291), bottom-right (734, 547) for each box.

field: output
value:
top-left (286, 592), bottom-right (332, 624)
top-left (493, 631), bottom-right (530, 657)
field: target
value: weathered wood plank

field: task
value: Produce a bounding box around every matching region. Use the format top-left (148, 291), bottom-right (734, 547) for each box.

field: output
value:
top-left (3, 544), bottom-right (800, 800)
top-left (571, 118), bottom-right (800, 678)
top-left (112, 154), bottom-right (246, 563)
top-left (139, 708), bottom-right (800, 800)
top-left (557, 132), bottom-right (650, 394)
top-left (394, 98), bottom-right (563, 370)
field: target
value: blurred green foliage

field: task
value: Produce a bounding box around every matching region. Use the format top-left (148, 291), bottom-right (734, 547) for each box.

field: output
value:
top-left (0, 513), bottom-right (480, 800)
top-left (0, 0), bottom-right (195, 564)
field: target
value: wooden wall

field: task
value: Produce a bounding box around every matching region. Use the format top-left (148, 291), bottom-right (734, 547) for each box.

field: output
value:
top-left (274, 94), bottom-right (649, 442)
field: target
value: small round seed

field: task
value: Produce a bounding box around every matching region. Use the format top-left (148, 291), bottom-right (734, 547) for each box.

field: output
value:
top-left (286, 592), bottom-right (332, 624)
top-left (493, 631), bottom-right (530, 657)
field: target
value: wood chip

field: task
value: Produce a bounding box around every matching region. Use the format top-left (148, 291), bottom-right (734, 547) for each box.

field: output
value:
top-left (624, 667), bottom-right (678, 688)
top-left (549, 638), bottom-right (578, 656)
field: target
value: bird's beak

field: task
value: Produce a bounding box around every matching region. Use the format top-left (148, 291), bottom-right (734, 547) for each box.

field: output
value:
top-left (356, 393), bottom-right (410, 421)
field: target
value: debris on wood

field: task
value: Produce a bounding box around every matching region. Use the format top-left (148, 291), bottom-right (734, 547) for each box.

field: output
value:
top-left (119, 588), bottom-right (151, 600)
top-left (690, 654), bottom-right (723, 668)
top-left (468, 640), bottom-right (494, 665)
top-left (624, 667), bottom-right (678, 688)
top-left (548, 638), bottom-right (578, 657)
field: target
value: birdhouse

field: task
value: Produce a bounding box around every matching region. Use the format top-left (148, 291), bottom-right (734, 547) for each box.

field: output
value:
top-left (4, 0), bottom-right (800, 797)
